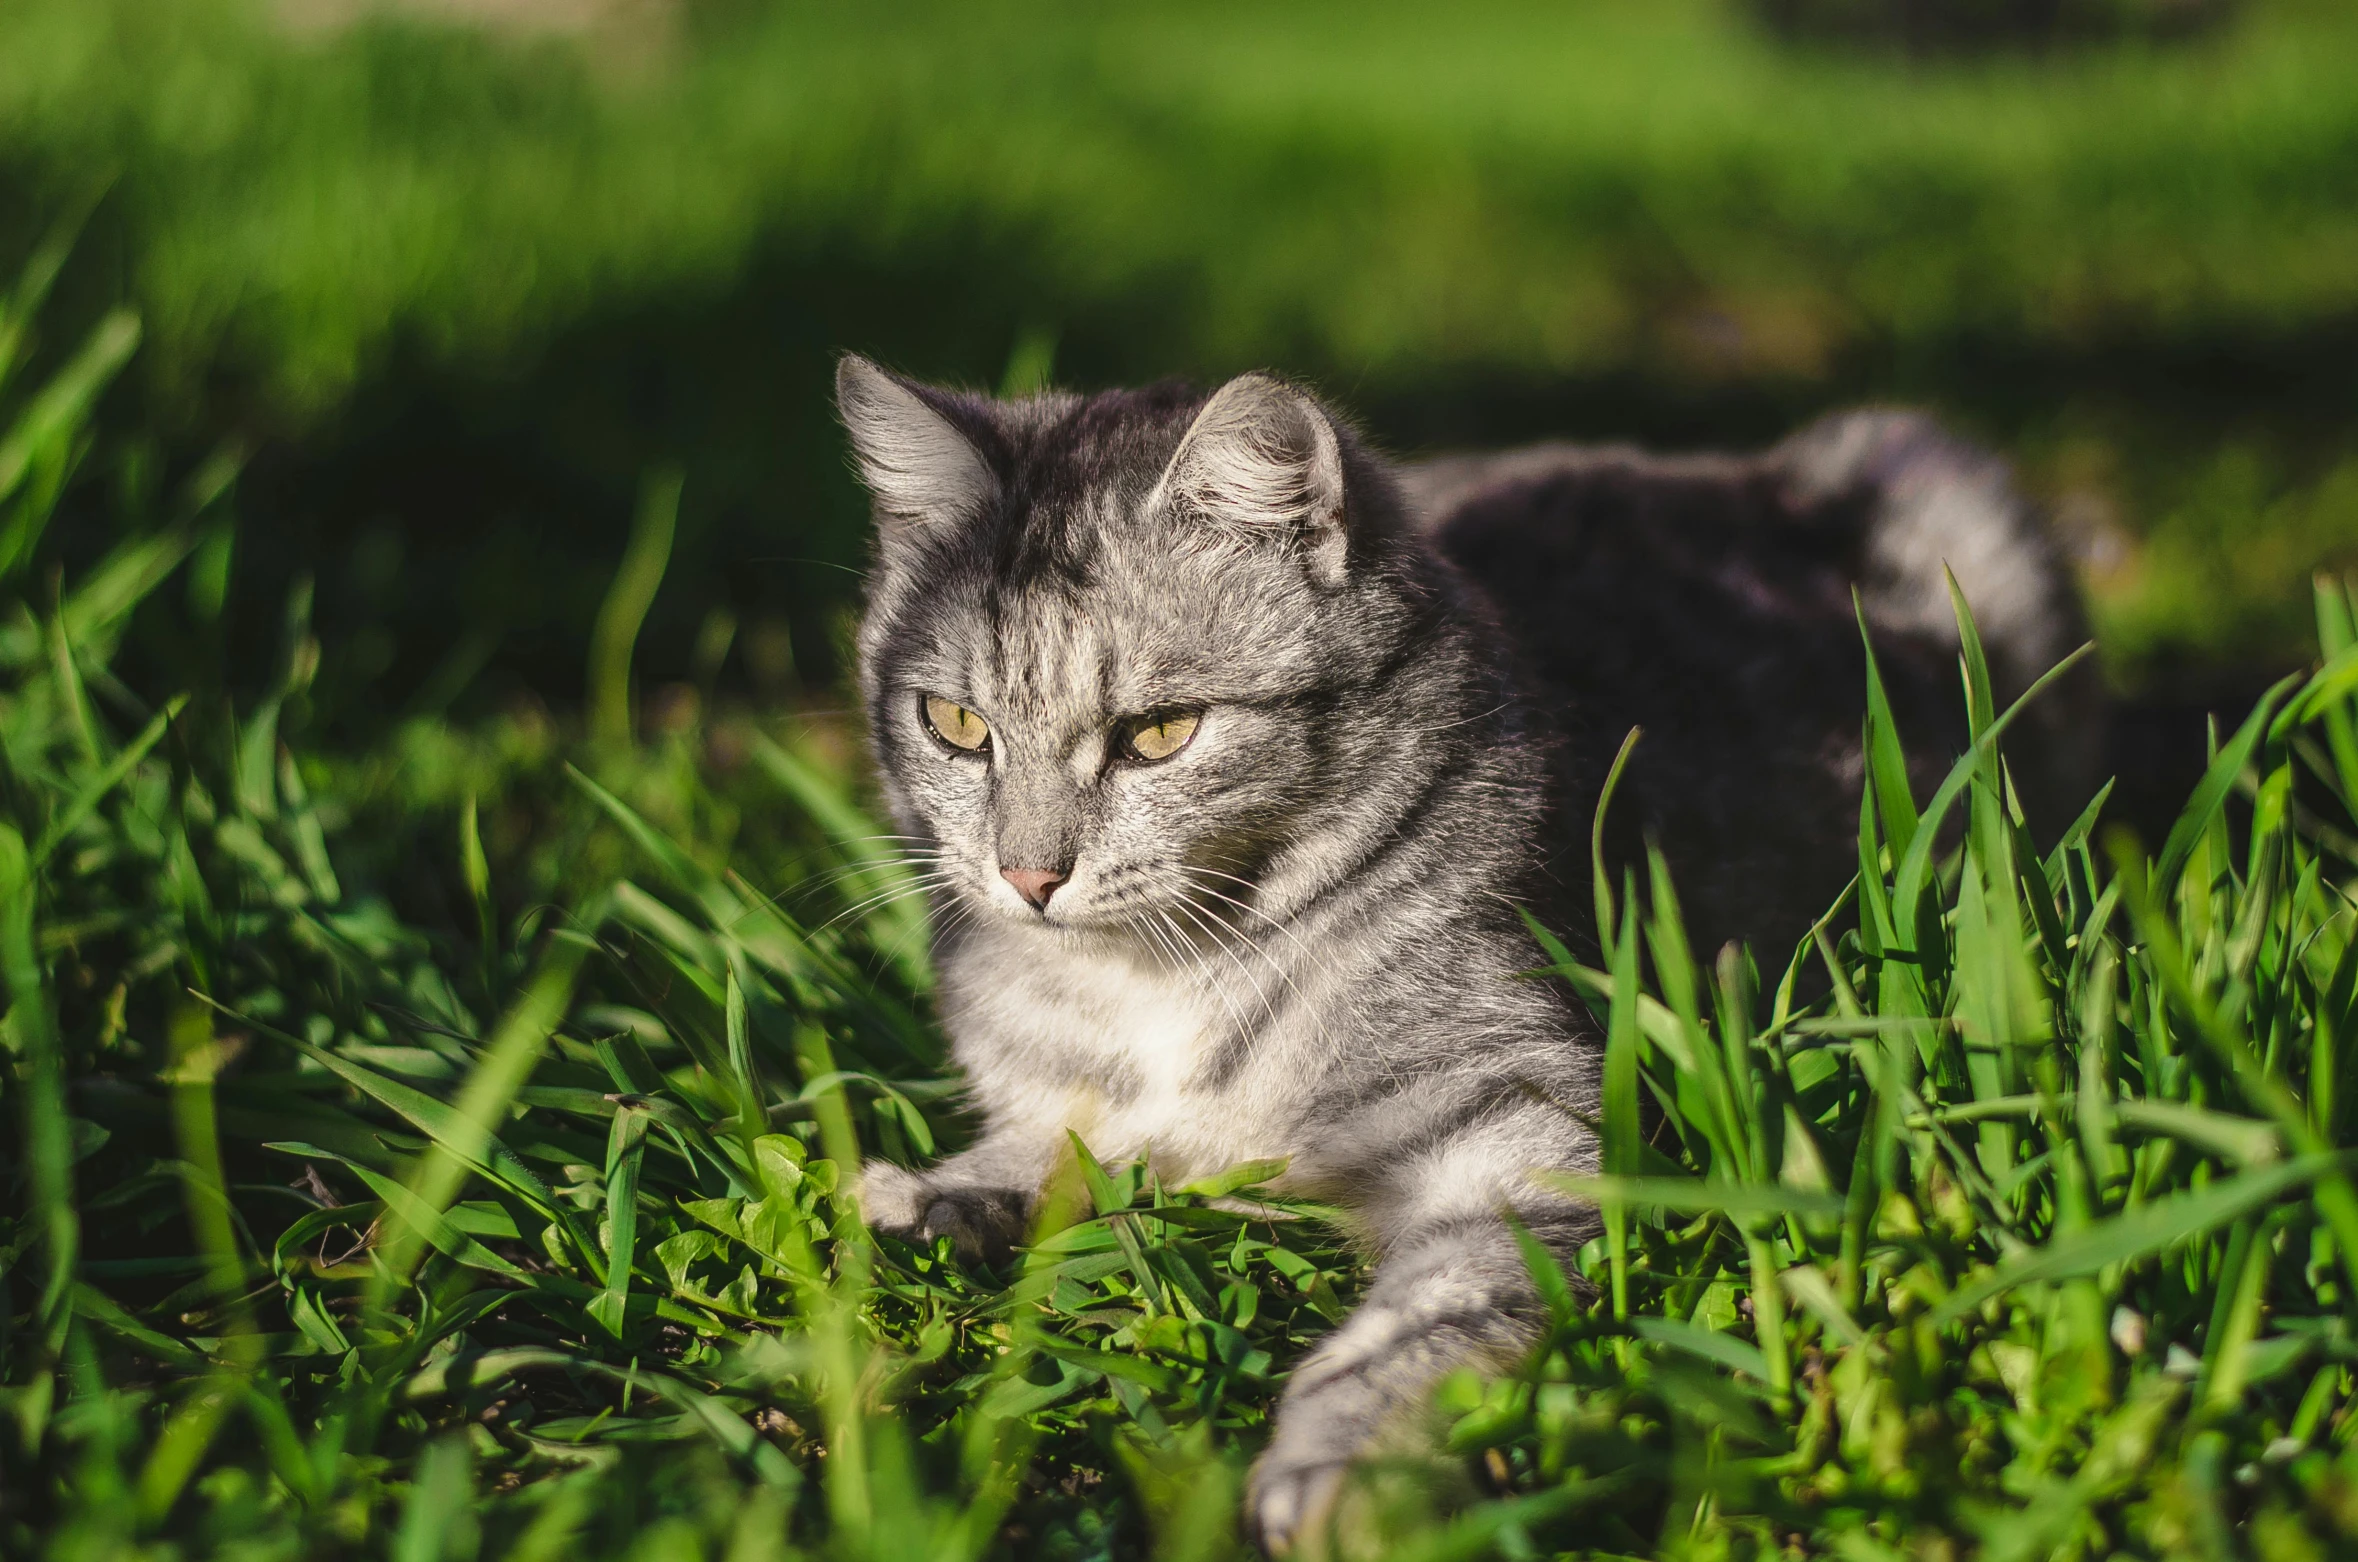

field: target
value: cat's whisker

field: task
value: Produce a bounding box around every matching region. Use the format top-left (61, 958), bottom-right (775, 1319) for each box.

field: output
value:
top-left (784, 852), bottom-right (950, 903)
top-left (1386, 699), bottom-right (1512, 738)
top-left (1183, 894), bottom-right (1334, 1019)
top-left (1168, 862), bottom-right (1397, 1086)
top-left (861, 900), bottom-right (946, 982)
top-left (807, 870), bottom-right (962, 941)
top-left (823, 862), bottom-right (959, 907)
top-left (1167, 864), bottom-right (1328, 979)
top-left (1163, 890), bottom-right (1290, 1040)
top-left (900, 887), bottom-right (981, 961)
top-left (1155, 903), bottom-right (1257, 1046)
top-left (1132, 903), bottom-right (1191, 982)
top-left (1167, 874), bottom-right (1350, 1062)
top-left (869, 894), bottom-right (975, 983)
top-left (1175, 866), bottom-right (1337, 978)
top-left (740, 858), bottom-right (952, 929)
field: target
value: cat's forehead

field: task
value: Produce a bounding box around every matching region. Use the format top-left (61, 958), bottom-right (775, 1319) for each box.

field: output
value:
top-left (972, 584), bottom-right (1114, 728)
top-left (1010, 381), bottom-right (1199, 482)
top-left (961, 567), bottom-right (1207, 721)
top-left (905, 531), bottom-right (1305, 732)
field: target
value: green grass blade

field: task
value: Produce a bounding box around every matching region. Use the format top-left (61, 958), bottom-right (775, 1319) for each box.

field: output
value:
top-left (2157, 674), bottom-right (2300, 892)
top-left (1540, 1173), bottom-right (1847, 1221)
top-left (32, 695), bottom-right (186, 865)
top-left (0, 310), bottom-right (140, 543)
top-left (375, 944), bottom-right (590, 1287)
top-left (1930, 1154), bottom-right (2340, 1326)
top-left (586, 468), bottom-right (681, 749)
top-left (591, 1105), bottom-right (652, 1337)
top-left (0, 824), bottom-right (75, 1351)
top-left (749, 733), bottom-right (931, 989)
top-left (1591, 726), bottom-right (1641, 951)
top-left (1946, 566), bottom-right (1998, 741)
top-left (1603, 887), bottom-right (1641, 1318)
top-left (1856, 591), bottom-right (1920, 861)
top-left (1890, 642), bottom-right (2098, 948)
top-left (1630, 1316), bottom-right (1772, 1380)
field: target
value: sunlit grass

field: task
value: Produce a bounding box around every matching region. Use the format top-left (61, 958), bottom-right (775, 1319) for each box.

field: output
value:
top-left (9, 0), bottom-right (2358, 403)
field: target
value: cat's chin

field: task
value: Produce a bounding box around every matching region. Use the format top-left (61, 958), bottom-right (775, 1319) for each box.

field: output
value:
top-left (968, 896), bottom-right (1104, 935)
top-left (979, 902), bottom-right (1165, 951)
top-left (1016, 907), bottom-right (1134, 940)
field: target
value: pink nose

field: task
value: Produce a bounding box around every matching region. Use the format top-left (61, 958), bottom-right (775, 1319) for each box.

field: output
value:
top-left (1000, 866), bottom-right (1067, 909)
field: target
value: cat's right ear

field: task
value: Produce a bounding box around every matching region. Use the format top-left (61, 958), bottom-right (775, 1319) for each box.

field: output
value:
top-left (835, 355), bottom-right (999, 534)
top-left (1151, 373), bottom-right (1352, 588)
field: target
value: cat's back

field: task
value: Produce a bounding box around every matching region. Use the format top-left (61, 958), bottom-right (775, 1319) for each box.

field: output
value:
top-left (1403, 411), bottom-right (2099, 955)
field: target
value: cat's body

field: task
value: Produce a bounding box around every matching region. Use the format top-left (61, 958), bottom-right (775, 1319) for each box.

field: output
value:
top-left (833, 358), bottom-right (2088, 1552)
top-left (1409, 412), bottom-right (2098, 955)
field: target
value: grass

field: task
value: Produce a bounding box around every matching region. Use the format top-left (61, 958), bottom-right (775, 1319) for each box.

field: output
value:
top-left (9, 0), bottom-right (2358, 407)
top-left (11, 239), bottom-right (2358, 1560)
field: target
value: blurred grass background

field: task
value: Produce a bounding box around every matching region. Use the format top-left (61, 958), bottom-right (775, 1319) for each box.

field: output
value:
top-left (5, 0), bottom-right (2358, 743)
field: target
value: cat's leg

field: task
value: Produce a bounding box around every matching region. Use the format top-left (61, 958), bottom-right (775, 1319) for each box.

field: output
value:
top-left (1246, 1199), bottom-right (1591, 1554)
top-left (858, 1128), bottom-right (1058, 1263)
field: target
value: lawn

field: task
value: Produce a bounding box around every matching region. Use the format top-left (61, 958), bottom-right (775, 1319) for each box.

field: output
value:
top-left (8, 214), bottom-right (2358, 1559)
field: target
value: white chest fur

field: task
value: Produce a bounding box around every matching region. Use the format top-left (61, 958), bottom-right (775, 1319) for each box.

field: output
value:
top-left (944, 931), bottom-right (1296, 1185)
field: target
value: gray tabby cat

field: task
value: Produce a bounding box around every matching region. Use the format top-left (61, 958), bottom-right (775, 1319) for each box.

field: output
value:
top-left (834, 356), bottom-right (2087, 1552)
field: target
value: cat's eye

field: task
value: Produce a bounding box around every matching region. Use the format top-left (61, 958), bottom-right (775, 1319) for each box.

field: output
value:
top-left (1118, 710), bottom-right (1200, 763)
top-left (922, 696), bottom-right (991, 752)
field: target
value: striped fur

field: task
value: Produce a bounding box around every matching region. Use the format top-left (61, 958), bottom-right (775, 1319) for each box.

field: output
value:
top-left (835, 358), bottom-right (2088, 1550)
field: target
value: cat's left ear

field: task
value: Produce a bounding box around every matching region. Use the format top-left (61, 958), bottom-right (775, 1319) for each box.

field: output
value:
top-left (836, 354), bottom-right (1000, 536)
top-left (1152, 373), bottom-right (1351, 588)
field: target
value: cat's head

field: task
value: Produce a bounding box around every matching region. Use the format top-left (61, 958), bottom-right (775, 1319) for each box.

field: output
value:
top-left (836, 355), bottom-right (1433, 936)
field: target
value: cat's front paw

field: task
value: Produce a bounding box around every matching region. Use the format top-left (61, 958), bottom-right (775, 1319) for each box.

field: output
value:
top-left (856, 1160), bottom-right (929, 1232)
top-left (1245, 1453), bottom-right (1347, 1557)
top-left (911, 1186), bottom-right (1029, 1264)
top-left (856, 1162), bottom-right (1029, 1264)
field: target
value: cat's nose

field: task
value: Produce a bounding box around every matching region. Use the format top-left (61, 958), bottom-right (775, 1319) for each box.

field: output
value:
top-left (1000, 866), bottom-right (1067, 910)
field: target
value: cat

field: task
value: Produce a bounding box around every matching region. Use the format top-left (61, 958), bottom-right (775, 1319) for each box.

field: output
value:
top-left (833, 356), bottom-right (2090, 1552)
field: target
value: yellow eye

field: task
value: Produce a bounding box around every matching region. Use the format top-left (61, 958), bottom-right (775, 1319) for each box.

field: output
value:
top-left (1120, 711), bottom-right (1200, 763)
top-left (922, 696), bottom-right (991, 752)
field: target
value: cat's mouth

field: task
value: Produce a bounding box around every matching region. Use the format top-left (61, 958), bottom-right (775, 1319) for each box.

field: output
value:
top-left (1069, 871), bottom-right (1273, 955)
top-left (974, 861), bottom-right (1105, 929)
top-left (956, 855), bottom-right (1272, 945)
top-left (970, 874), bottom-right (1180, 940)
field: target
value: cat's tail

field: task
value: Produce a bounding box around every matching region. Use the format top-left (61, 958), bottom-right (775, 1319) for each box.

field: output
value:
top-left (1772, 408), bottom-right (2102, 801)
top-left (1774, 410), bottom-right (2080, 695)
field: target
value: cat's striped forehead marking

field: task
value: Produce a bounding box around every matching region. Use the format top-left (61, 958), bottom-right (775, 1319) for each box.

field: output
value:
top-left (975, 579), bottom-right (1112, 756)
top-left (977, 431), bottom-right (1143, 596)
top-left (963, 481), bottom-right (1209, 735)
